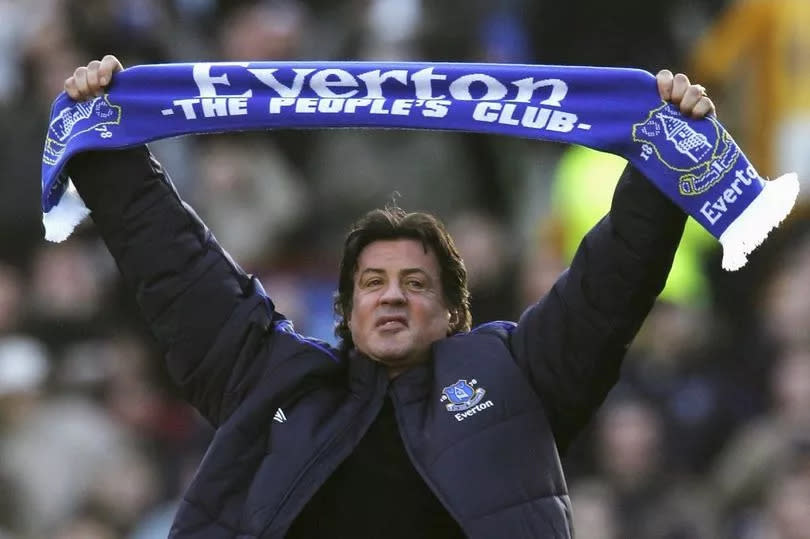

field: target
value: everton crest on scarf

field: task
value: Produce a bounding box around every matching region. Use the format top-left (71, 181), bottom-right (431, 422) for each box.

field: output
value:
top-left (41, 61), bottom-right (800, 270)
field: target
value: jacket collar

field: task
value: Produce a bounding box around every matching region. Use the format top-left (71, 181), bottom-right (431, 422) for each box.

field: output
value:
top-left (347, 347), bottom-right (436, 404)
top-left (347, 349), bottom-right (387, 395)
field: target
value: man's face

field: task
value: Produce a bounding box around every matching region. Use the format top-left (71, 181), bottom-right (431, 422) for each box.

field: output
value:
top-left (349, 239), bottom-right (451, 371)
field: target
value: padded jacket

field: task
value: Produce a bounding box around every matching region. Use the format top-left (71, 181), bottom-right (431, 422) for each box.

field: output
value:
top-left (68, 146), bottom-right (686, 538)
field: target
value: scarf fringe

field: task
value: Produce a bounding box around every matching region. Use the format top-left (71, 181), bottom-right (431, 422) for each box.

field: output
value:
top-left (43, 180), bottom-right (90, 242)
top-left (719, 172), bottom-right (800, 271)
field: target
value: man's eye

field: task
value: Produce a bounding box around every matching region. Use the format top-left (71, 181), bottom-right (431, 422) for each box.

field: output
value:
top-left (365, 278), bottom-right (383, 287)
top-left (406, 279), bottom-right (425, 289)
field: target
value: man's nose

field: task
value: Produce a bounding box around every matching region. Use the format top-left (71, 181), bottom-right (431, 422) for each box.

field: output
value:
top-left (380, 281), bottom-right (406, 304)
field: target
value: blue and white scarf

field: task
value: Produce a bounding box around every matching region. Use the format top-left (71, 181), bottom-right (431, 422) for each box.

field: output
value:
top-left (41, 61), bottom-right (800, 270)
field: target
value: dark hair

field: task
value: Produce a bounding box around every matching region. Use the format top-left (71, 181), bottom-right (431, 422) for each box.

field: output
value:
top-left (334, 206), bottom-right (472, 350)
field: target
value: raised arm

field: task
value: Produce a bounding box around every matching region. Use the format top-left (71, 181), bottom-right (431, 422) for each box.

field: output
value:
top-left (64, 56), bottom-right (283, 426)
top-left (510, 71), bottom-right (715, 452)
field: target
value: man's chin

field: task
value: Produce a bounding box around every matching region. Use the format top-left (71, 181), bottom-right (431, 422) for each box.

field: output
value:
top-left (369, 349), bottom-right (411, 366)
top-left (366, 342), bottom-right (423, 368)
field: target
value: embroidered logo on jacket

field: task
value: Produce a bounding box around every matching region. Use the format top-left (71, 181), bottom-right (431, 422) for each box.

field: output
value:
top-left (441, 379), bottom-right (494, 421)
top-left (273, 408), bottom-right (287, 423)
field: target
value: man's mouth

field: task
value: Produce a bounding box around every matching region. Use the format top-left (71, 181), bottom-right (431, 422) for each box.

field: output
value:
top-left (376, 315), bottom-right (408, 329)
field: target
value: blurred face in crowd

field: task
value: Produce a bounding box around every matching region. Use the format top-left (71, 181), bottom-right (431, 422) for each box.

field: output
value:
top-left (598, 401), bottom-right (662, 488)
top-left (767, 474), bottom-right (810, 539)
top-left (771, 350), bottom-right (810, 422)
top-left (349, 239), bottom-right (451, 374)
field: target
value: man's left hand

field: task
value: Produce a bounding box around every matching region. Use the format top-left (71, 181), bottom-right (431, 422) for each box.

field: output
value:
top-left (656, 69), bottom-right (716, 119)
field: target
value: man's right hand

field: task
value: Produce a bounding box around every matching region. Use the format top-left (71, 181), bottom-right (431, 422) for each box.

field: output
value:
top-left (64, 55), bottom-right (124, 101)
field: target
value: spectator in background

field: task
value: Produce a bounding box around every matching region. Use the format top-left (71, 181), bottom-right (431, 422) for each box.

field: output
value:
top-left (24, 241), bottom-right (113, 353)
top-left (183, 0), bottom-right (311, 269)
top-left (0, 334), bottom-right (136, 538)
top-left (193, 134), bottom-right (307, 269)
top-left (591, 397), bottom-right (717, 538)
top-left (740, 468), bottom-right (810, 539)
top-left (0, 264), bottom-right (23, 334)
top-left (711, 347), bottom-right (810, 517)
top-left (64, 0), bottom-right (171, 65)
top-left (53, 509), bottom-right (118, 539)
top-left (446, 210), bottom-right (518, 323)
top-left (0, 5), bottom-right (86, 261)
top-left (759, 232), bottom-right (810, 351)
top-left (529, 0), bottom-right (682, 70)
top-left (568, 479), bottom-right (620, 539)
top-left (690, 0), bottom-right (810, 200)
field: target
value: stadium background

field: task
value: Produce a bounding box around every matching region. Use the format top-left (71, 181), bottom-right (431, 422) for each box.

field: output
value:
top-left (0, 0), bottom-right (808, 537)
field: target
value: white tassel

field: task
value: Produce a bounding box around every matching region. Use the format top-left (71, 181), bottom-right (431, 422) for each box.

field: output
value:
top-left (719, 172), bottom-right (800, 271)
top-left (42, 179), bottom-right (91, 242)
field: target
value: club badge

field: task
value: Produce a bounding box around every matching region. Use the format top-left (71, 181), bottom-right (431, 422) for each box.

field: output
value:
top-left (632, 102), bottom-right (740, 196)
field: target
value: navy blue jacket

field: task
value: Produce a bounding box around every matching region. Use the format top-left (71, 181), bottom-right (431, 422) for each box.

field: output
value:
top-left (68, 146), bottom-right (685, 538)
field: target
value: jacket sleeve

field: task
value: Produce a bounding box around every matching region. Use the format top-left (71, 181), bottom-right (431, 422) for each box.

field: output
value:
top-left (67, 146), bottom-right (285, 426)
top-left (509, 164), bottom-right (687, 453)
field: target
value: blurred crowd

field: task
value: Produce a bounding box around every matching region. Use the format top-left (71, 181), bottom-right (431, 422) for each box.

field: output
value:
top-left (0, 0), bottom-right (809, 537)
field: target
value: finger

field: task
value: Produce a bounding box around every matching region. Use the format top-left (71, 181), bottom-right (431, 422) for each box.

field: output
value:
top-left (691, 96), bottom-right (716, 119)
top-left (73, 66), bottom-right (89, 100)
top-left (656, 69), bottom-right (674, 101)
top-left (64, 75), bottom-right (80, 100)
top-left (680, 84), bottom-right (704, 116)
top-left (86, 60), bottom-right (102, 95)
top-left (98, 54), bottom-right (124, 86)
top-left (670, 73), bottom-right (690, 104)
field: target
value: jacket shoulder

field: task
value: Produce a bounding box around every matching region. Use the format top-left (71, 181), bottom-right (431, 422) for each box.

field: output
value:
top-left (435, 321), bottom-right (518, 359)
top-left (467, 320), bottom-right (516, 341)
top-left (272, 318), bottom-right (341, 363)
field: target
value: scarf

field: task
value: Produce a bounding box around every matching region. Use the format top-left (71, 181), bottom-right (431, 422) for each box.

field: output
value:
top-left (41, 61), bottom-right (800, 270)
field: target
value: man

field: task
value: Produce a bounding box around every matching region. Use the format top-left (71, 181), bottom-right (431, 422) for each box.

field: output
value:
top-left (63, 55), bottom-right (714, 538)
